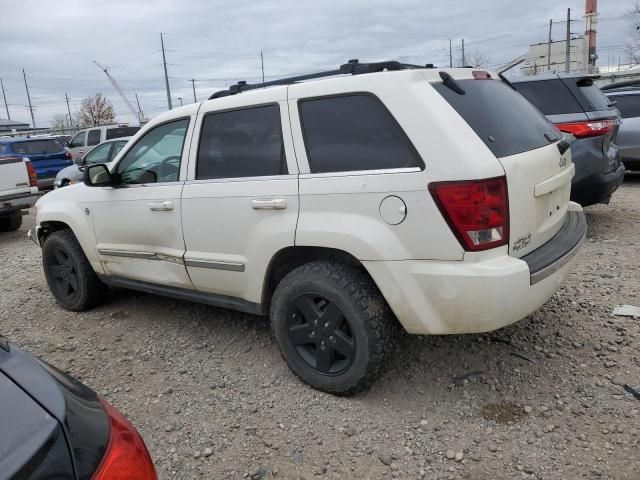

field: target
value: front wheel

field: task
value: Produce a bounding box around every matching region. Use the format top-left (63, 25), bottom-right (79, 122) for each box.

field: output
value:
top-left (42, 229), bottom-right (106, 311)
top-left (270, 261), bottom-right (397, 395)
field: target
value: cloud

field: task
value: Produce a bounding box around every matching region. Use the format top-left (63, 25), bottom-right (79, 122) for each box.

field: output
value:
top-left (0, 0), bottom-right (631, 127)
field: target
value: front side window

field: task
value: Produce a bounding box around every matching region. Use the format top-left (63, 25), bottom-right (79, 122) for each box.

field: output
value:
top-left (299, 94), bottom-right (422, 173)
top-left (84, 143), bottom-right (112, 165)
top-left (116, 119), bottom-right (189, 184)
top-left (69, 131), bottom-right (86, 148)
top-left (87, 129), bottom-right (101, 146)
top-left (196, 105), bottom-right (286, 179)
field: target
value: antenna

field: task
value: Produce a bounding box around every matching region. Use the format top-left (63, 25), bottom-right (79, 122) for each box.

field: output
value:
top-left (93, 60), bottom-right (145, 124)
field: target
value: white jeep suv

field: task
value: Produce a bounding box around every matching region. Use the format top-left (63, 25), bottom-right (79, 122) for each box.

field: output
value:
top-left (31, 60), bottom-right (586, 394)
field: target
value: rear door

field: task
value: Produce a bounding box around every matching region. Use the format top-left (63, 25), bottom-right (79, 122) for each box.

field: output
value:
top-left (433, 76), bottom-right (572, 257)
top-left (181, 89), bottom-right (299, 305)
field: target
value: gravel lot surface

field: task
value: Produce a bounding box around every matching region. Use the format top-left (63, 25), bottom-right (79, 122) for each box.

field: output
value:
top-left (1, 176), bottom-right (639, 480)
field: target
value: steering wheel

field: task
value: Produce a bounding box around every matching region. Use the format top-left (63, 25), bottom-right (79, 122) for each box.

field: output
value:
top-left (158, 155), bottom-right (181, 181)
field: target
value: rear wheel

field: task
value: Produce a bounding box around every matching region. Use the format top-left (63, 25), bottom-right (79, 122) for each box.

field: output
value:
top-left (42, 229), bottom-right (105, 311)
top-left (0, 215), bottom-right (22, 232)
top-left (270, 261), bottom-right (397, 395)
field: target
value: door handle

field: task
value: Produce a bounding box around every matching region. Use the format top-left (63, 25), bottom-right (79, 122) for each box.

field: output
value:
top-left (148, 200), bottom-right (174, 211)
top-left (251, 198), bottom-right (287, 210)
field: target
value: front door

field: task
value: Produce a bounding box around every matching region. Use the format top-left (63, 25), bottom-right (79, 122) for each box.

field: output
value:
top-left (86, 117), bottom-right (195, 288)
top-left (181, 90), bottom-right (299, 305)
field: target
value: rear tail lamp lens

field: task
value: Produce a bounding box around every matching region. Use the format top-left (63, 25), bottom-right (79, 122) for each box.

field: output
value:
top-left (65, 151), bottom-right (72, 160)
top-left (429, 176), bottom-right (509, 252)
top-left (92, 399), bottom-right (157, 480)
top-left (25, 160), bottom-right (38, 187)
top-left (555, 119), bottom-right (616, 139)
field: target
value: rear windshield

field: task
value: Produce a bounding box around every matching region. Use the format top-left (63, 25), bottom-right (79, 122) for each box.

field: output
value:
top-left (11, 139), bottom-right (64, 155)
top-left (106, 127), bottom-right (140, 140)
top-left (573, 82), bottom-right (612, 112)
top-left (512, 79), bottom-right (582, 115)
top-left (433, 79), bottom-right (561, 158)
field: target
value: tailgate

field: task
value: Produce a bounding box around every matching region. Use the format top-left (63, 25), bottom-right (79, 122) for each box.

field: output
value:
top-left (498, 141), bottom-right (574, 258)
top-left (0, 157), bottom-right (31, 198)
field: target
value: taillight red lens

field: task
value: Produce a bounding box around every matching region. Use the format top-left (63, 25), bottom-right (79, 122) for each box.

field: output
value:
top-left (92, 399), bottom-right (157, 480)
top-left (25, 160), bottom-right (38, 187)
top-left (65, 151), bottom-right (72, 160)
top-left (555, 119), bottom-right (615, 139)
top-left (472, 70), bottom-right (492, 80)
top-left (429, 176), bottom-right (509, 252)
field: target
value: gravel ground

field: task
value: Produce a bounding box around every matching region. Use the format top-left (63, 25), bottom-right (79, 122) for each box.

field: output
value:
top-left (1, 176), bottom-right (639, 480)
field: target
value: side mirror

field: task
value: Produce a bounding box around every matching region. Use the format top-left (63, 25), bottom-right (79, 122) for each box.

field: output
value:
top-left (83, 164), bottom-right (112, 187)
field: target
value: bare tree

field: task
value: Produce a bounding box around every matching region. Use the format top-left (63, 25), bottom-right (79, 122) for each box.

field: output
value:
top-left (51, 114), bottom-right (69, 130)
top-left (467, 49), bottom-right (489, 68)
top-left (79, 93), bottom-right (114, 127)
top-left (626, 2), bottom-right (640, 65)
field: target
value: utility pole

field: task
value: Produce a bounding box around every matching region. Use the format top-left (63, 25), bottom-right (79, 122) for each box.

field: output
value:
top-left (177, 97), bottom-right (183, 106)
top-left (160, 33), bottom-right (172, 110)
top-left (547, 19), bottom-right (553, 71)
top-left (22, 69), bottom-right (35, 129)
top-left (461, 38), bottom-right (466, 67)
top-left (65, 93), bottom-right (73, 129)
top-left (260, 50), bottom-right (265, 84)
top-left (1, 78), bottom-right (10, 120)
top-left (449, 39), bottom-right (453, 68)
top-left (135, 93), bottom-right (144, 122)
top-left (190, 78), bottom-right (197, 103)
top-left (565, 8), bottom-right (571, 73)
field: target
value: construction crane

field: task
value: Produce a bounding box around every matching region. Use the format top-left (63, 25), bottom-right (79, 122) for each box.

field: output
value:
top-left (93, 60), bottom-right (146, 124)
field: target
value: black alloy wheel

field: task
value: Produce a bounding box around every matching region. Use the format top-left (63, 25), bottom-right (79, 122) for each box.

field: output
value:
top-left (287, 293), bottom-right (356, 375)
top-left (47, 247), bottom-right (80, 300)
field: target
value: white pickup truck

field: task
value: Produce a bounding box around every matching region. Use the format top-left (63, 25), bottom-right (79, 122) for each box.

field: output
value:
top-left (0, 157), bottom-right (40, 232)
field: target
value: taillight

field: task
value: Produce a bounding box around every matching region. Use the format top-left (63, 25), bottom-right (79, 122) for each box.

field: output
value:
top-left (555, 119), bottom-right (616, 139)
top-left (65, 151), bottom-right (72, 160)
top-left (472, 70), bottom-right (492, 80)
top-left (429, 176), bottom-right (509, 252)
top-left (92, 399), bottom-right (157, 480)
top-left (25, 160), bottom-right (38, 187)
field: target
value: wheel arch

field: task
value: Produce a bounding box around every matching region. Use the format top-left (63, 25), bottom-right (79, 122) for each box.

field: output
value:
top-left (261, 246), bottom-right (378, 311)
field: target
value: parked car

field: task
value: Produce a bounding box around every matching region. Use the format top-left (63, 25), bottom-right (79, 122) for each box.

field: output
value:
top-left (0, 156), bottom-right (39, 231)
top-left (0, 333), bottom-right (157, 479)
top-left (30, 61), bottom-right (586, 394)
top-left (511, 73), bottom-right (625, 206)
top-left (601, 81), bottom-right (640, 171)
top-left (54, 137), bottom-right (131, 188)
top-left (0, 137), bottom-right (73, 189)
top-left (66, 125), bottom-right (140, 159)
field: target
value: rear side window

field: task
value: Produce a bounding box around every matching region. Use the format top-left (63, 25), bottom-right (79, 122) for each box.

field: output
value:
top-left (512, 79), bottom-right (582, 115)
top-left (12, 139), bottom-right (64, 155)
top-left (87, 129), bottom-right (101, 146)
top-left (106, 126), bottom-right (140, 140)
top-left (608, 94), bottom-right (640, 119)
top-left (566, 78), bottom-right (612, 112)
top-left (299, 94), bottom-right (422, 173)
top-left (434, 79), bottom-right (561, 158)
top-left (196, 105), bottom-right (286, 179)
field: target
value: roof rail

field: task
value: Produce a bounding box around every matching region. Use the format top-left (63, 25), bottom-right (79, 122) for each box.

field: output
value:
top-left (209, 59), bottom-right (432, 99)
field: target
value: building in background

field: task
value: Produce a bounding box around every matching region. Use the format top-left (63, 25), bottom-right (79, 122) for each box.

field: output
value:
top-left (520, 0), bottom-right (599, 76)
top-left (0, 118), bottom-right (30, 135)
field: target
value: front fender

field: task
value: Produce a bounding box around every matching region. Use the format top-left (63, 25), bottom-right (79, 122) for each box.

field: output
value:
top-left (36, 192), bottom-right (104, 275)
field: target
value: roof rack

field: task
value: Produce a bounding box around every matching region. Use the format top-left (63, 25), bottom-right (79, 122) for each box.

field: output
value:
top-left (209, 59), bottom-right (434, 99)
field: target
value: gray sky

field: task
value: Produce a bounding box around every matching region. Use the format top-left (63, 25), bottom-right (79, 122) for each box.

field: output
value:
top-left (0, 0), bottom-right (632, 127)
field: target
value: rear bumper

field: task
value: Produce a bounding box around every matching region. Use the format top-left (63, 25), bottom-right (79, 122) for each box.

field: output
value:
top-left (571, 163), bottom-right (625, 206)
top-left (0, 192), bottom-right (40, 216)
top-left (37, 177), bottom-right (56, 190)
top-left (364, 204), bottom-right (586, 335)
top-left (622, 159), bottom-right (640, 171)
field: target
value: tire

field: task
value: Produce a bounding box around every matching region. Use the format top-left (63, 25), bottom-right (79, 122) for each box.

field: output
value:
top-left (42, 229), bottom-right (105, 311)
top-left (0, 215), bottom-right (22, 232)
top-left (270, 260), bottom-right (398, 395)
